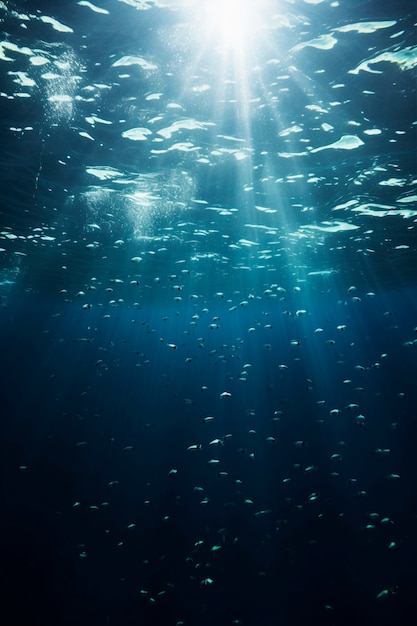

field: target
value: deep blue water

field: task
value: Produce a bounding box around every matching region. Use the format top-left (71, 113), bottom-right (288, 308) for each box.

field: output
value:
top-left (1, 1), bottom-right (416, 625)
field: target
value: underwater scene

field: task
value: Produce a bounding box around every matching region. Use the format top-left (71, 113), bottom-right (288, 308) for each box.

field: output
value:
top-left (0, 0), bottom-right (416, 624)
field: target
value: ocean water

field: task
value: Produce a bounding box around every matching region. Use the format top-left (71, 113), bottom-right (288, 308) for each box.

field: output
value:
top-left (0, 1), bottom-right (416, 625)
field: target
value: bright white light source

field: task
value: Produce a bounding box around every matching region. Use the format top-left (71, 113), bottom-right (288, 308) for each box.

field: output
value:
top-left (203, 0), bottom-right (258, 52)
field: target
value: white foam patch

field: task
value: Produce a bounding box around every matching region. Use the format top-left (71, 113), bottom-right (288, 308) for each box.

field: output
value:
top-left (112, 55), bottom-right (157, 71)
top-left (379, 178), bottom-right (406, 187)
top-left (293, 34), bottom-right (338, 52)
top-left (48, 94), bottom-right (72, 103)
top-left (350, 46), bottom-right (417, 74)
top-left (0, 41), bottom-right (33, 61)
top-left (167, 142), bottom-right (199, 152)
top-left (397, 195), bottom-right (417, 204)
top-left (157, 119), bottom-right (211, 139)
top-left (277, 151), bottom-right (309, 158)
top-left (311, 135), bottom-right (364, 153)
top-left (116, 0), bottom-right (154, 9)
top-left (78, 1), bottom-right (110, 14)
top-left (40, 15), bottom-right (74, 33)
top-left (8, 72), bottom-right (36, 87)
top-left (303, 221), bottom-right (359, 233)
top-left (255, 206), bottom-right (277, 214)
top-left (79, 131), bottom-right (95, 140)
top-left (86, 167), bottom-right (124, 180)
top-left (352, 203), bottom-right (417, 218)
top-left (238, 239), bottom-right (259, 247)
top-left (332, 200), bottom-right (359, 211)
top-left (122, 127), bottom-right (152, 140)
top-left (85, 116), bottom-right (113, 125)
top-left (334, 20), bottom-right (397, 34)
top-left (29, 56), bottom-right (49, 66)
top-left (335, 21), bottom-right (396, 34)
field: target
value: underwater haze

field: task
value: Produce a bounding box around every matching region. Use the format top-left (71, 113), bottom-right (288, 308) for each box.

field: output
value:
top-left (0, 0), bottom-right (416, 625)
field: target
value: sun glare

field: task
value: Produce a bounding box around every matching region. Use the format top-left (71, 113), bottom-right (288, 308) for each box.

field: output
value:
top-left (203, 0), bottom-right (259, 52)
